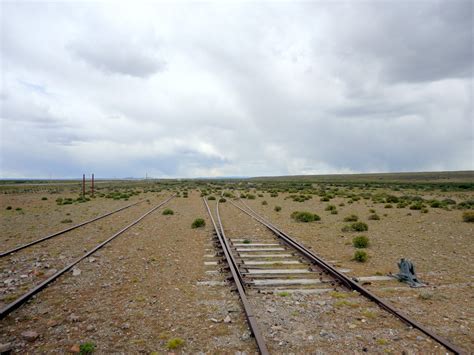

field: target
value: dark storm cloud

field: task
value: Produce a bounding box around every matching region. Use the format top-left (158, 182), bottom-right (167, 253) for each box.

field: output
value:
top-left (0, 1), bottom-right (472, 178)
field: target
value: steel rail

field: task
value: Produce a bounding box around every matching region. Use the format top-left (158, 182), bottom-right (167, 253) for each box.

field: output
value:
top-left (202, 198), bottom-right (269, 355)
top-left (0, 195), bottom-right (174, 320)
top-left (1, 199), bottom-right (146, 258)
top-left (230, 198), bottom-right (464, 355)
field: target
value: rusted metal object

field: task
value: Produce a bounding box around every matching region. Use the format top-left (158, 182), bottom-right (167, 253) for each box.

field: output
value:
top-left (0, 195), bottom-right (174, 320)
top-left (232, 198), bottom-right (464, 355)
top-left (0, 200), bottom-right (145, 258)
top-left (203, 198), bottom-right (269, 355)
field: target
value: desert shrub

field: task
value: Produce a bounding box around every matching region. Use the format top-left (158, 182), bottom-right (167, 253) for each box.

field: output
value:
top-left (353, 250), bottom-right (368, 262)
top-left (262, 200), bottom-right (268, 205)
top-left (384, 204), bottom-right (393, 209)
top-left (219, 198), bottom-right (226, 203)
top-left (442, 198), bottom-right (456, 205)
top-left (207, 196), bottom-right (216, 200)
top-left (270, 192), bottom-right (278, 197)
top-left (79, 342), bottom-right (96, 354)
top-left (191, 218), bottom-right (206, 228)
top-left (291, 211), bottom-right (321, 222)
top-left (421, 208), bottom-right (429, 213)
top-left (223, 192), bottom-right (233, 198)
top-left (368, 213), bottom-right (380, 220)
top-left (247, 194), bottom-right (256, 200)
top-left (409, 203), bottom-right (424, 210)
top-left (274, 206), bottom-right (282, 212)
top-left (339, 202), bottom-right (345, 207)
top-left (430, 200), bottom-right (441, 208)
top-left (347, 222), bottom-right (368, 232)
top-left (397, 202), bottom-right (408, 208)
top-left (343, 214), bottom-right (358, 222)
top-left (386, 195), bottom-right (399, 203)
top-left (462, 211), bottom-right (474, 222)
top-left (6, 206), bottom-right (12, 210)
top-left (325, 204), bottom-right (336, 211)
top-left (458, 199), bottom-right (474, 209)
top-left (166, 338), bottom-right (184, 350)
top-left (15, 207), bottom-right (22, 211)
top-left (162, 208), bottom-right (174, 215)
top-left (41, 197), bottom-right (48, 201)
top-left (331, 209), bottom-right (338, 214)
top-left (61, 219), bottom-right (73, 223)
top-left (320, 196), bottom-right (330, 202)
top-left (240, 193), bottom-right (247, 198)
top-left (369, 209), bottom-right (375, 213)
top-left (353, 235), bottom-right (369, 248)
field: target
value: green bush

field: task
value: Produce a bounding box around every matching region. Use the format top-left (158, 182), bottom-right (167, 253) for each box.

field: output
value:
top-left (384, 204), bottom-right (393, 209)
top-left (15, 207), bottom-right (22, 211)
top-left (6, 206), bottom-right (12, 210)
top-left (262, 200), bottom-right (268, 205)
top-left (191, 218), bottom-right (206, 228)
top-left (342, 222), bottom-right (368, 232)
top-left (353, 250), bottom-right (368, 262)
top-left (207, 196), bottom-right (216, 200)
top-left (343, 214), bottom-right (358, 222)
top-left (291, 211), bottom-right (321, 222)
top-left (247, 194), bottom-right (256, 200)
top-left (325, 204), bottom-right (337, 211)
top-left (368, 214), bottom-right (380, 220)
top-left (353, 235), bottom-right (369, 248)
top-left (162, 208), bottom-right (174, 215)
top-left (166, 338), bottom-right (184, 350)
top-left (219, 198), bottom-right (226, 203)
top-left (79, 342), bottom-right (96, 354)
top-left (274, 206), bottom-right (282, 212)
top-left (462, 211), bottom-right (474, 222)
top-left (430, 200), bottom-right (441, 208)
top-left (330, 209), bottom-right (338, 215)
top-left (41, 197), bottom-right (48, 201)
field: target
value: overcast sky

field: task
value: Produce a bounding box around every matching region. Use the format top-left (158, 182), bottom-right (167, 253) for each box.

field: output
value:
top-left (1, 0), bottom-right (473, 178)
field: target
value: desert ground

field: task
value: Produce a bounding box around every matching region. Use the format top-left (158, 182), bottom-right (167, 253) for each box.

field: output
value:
top-left (0, 175), bottom-right (472, 354)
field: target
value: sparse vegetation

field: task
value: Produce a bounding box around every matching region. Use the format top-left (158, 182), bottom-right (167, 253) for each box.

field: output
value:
top-left (41, 197), bottom-right (48, 200)
top-left (343, 214), bottom-right (358, 222)
top-left (191, 218), bottom-right (206, 228)
top-left (368, 213), bottom-right (380, 220)
top-left (342, 221), bottom-right (368, 232)
top-left (6, 206), bottom-right (12, 210)
top-left (462, 211), bottom-right (474, 222)
top-left (353, 250), bottom-right (368, 262)
top-left (291, 211), bottom-right (321, 222)
top-left (353, 235), bottom-right (369, 248)
top-left (274, 206), bottom-right (282, 212)
top-left (79, 342), bottom-right (96, 354)
top-left (219, 197), bottom-right (226, 203)
top-left (61, 218), bottom-right (73, 223)
top-left (166, 338), bottom-right (184, 350)
top-left (162, 208), bottom-right (174, 215)
top-left (207, 196), bottom-right (216, 200)
top-left (262, 200), bottom-right (268, 205)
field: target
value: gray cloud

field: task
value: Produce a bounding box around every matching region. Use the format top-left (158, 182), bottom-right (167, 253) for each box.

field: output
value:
top-left (1, 1), bottom-right (472, 178)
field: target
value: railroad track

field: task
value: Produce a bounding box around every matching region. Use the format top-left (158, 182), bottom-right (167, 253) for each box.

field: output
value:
top-left (204, 196), bottom-right (464, 354)
top-left (0, 195), bottom-right (174, 320)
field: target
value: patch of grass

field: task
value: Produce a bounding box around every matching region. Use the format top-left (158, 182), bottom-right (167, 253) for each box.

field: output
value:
top-left (334, 300), bottom-right (359, 308)
top-left (384, 204), bottom-right (393, 208)
top-left (330, 291), bottom-right (348, 299)
top-left (352, 235), bottom-right (369, 248)
top-left (79, 342), bottom-right (96, 354)
top-left (207, 196), bottom-right (216, 200)
top-left (162, 208), bottom-right (174, 215)
top-left (15, 207), bottom-right (22, 211)
top-left (166, 338), bottom-right (184, 350)
top-left (353, 250), bottom-right (368, 262)
top-left (277, 291), bottom-right (290, 297)
top-left (368, 213), bottom-right (380, 220)
top-left (219, 198), bottom-right (226, 203)
top-left (325, 204), bottom-right (337, 211)
top-left (41, 197), bottom-right (48, 200)
top-left (330, 209), bottom-right (338, 214)
top-left (61, 219), bottom-right (73, 224)
top-left (262, 200), bottom-right (268, 205)
top-left (291, 211), bottom-right (321, 222)
top-left (362, 309), bottom-right (377, 319)
top-left (247, 194), bottom-right (256, 200)
top-left (243, 239), bottom-right (251, 244)
top-left (343, 214), bottom-right (358, 222)
top-left (274, 206), bottom-right (282, 212)
top-left (462, 211), bottom-right (474, 222)
top-left (191, 218), bottom-right (206, 228)
top-left (376, 338), bottom-right (388, 345)
top-left (418, 292), bottom-right (433, 300)
top-left (342, 222), bottom-right (368, 232)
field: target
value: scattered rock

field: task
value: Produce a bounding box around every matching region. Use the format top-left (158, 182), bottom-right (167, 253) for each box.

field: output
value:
top-left (86, 325), bottom-right (95, 332)
top-left (266, 307), bottom-right (276, 313)
top-left (69, 314), bottom-right (80, 322)
top-left (20, 274), bottom-right (28, 279)
top-left (241, 331), bottom-right (251, 340)
top-left (223, 315), bottom-right (231, 323)
top-left (46, 319), bottom-right (59, 327)
top-left (88, 257), bottom-right (96, 263)
top-left (72, 268), bottom-right (81, 277)
top-left (21, 331), bottom-right (39, 342)
top-left (0, 343), bottom-right (13, 353)
top-left (121, 323), bottom-right (130, 330)
top-left (69, 344), bottom-right (80, 353)
top-left (3, 279), bottom-right (14, 286)
top-left (210, 318), bottom-right (219, 323)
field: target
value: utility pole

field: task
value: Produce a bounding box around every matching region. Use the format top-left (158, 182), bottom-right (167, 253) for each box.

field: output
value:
top-left (82, 174), bottom-right (85, 198)
top-left (91, 173), bottom-right (95, 197)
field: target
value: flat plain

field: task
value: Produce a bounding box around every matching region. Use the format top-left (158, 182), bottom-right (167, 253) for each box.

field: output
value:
top-left (0, 173), bottom-right (473, 353)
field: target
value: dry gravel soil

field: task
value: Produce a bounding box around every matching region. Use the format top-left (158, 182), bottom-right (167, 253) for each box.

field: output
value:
top-left (0, 188), bottom-right (472, 354)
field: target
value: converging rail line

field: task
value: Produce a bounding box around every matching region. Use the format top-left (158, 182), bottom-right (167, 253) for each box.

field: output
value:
top-left (0, 199), bottom-right (145, 257)
top-left (205, 195), bottom-right (464, 354)
top-left (0, 195), bottom-right (174, 320)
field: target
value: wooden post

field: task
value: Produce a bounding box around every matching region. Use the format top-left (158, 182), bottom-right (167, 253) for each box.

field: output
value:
top-left (82, 174), bottom-right (85, 198)
top-left (91, 173), bottom-right (94, 197)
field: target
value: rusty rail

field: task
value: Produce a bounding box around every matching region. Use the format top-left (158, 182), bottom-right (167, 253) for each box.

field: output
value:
top-left (0, 195), bottom-right (174, 320)
top-left (203, 198), bottom-right (269, 355)
top-left (1, 199), bottom-right (146, 258)
top-left (230, 198), bottom-right (464, 355)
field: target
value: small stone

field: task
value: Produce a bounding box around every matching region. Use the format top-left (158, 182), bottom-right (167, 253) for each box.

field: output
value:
top-left (88, 257), bottom-right (96, 263)
top-left (223, 315), bottom-right (231, 323)
top-left (69, 314), bottom-right (80, 322)
top-left (69, 344), bottom-right (80, 353)
top-left (308, 335), bottom-right (314, 341)
top-left (20, 274), bottom-right (28, 279)
top-left (121, 323), bottom-right (130, 329)
top-left (241, 331), bottom-right (251, 340)
top-left (416, 336), bottom-right (424, 341)
top-left (316, 301), bottom-right (326, 306)
top-left (266, 307), bottom-right (276, 313)
top-left (21, 331), bottom-right (39, 342)
top-left (210, 318), bottom-right (219, 323)
top-left (86, 325), bottom-right (95, 331)
top-left (46, 319), bottom-right (59, 327)
top-left (72, 268), bottom-right (81, 277)
top-left (0, 343), bottom-right (13, 353)
top-left (348, 324), bottom-right (357, 329)
top-left (3, 279), bottom-right (13, 285)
